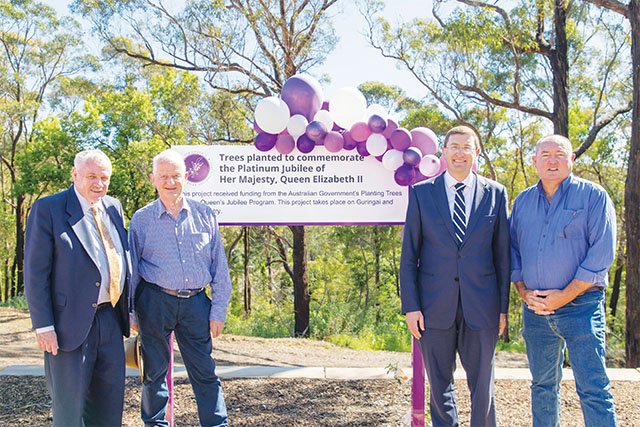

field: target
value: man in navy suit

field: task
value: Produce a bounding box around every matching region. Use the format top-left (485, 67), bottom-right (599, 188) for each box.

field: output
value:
top-left (24, 149), bottom-right (130, 426)
top-left (400, 126), bottom-right (510, 426)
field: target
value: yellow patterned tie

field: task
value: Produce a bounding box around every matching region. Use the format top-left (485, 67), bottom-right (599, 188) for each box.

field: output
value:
top-left (91, 206), bottom-right (121, 307)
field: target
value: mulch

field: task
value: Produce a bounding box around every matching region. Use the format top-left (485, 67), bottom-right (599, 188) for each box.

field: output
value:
top-left (1, 375), bottom-right (639, 426)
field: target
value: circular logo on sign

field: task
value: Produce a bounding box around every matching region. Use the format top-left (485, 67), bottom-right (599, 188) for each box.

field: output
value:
top-left (184, 154), bottom-right (210, 183)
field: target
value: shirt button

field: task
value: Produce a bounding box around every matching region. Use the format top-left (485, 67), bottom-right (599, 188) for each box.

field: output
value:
top-left (96, 282), bottom-right (100, 287)
top-left (542, 235), bottom-right (546, 238)
top-left (182, 260), bottom-right (186, 263)
top-left (92, 303), bottom-right (97, 308)
top-left (179, 242), bottom-right (182, 245)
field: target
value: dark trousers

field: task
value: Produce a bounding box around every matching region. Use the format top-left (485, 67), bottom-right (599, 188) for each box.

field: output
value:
top-left (136, 282), bottom-right (227, 427)
top-left (417, 300), bottom-right (498, 427)
top-left (44, 304), bottom-right (125, 427)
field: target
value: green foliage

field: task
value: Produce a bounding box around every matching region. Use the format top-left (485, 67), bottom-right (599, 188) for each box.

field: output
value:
top-left (0, 294), bottom-right (28, 309)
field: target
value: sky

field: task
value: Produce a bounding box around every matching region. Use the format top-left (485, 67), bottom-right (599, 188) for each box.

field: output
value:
top-left (44, 0), bottom-right (433, 104)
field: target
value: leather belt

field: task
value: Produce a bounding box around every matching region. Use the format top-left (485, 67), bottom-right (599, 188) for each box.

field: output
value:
top-left (143, 280), bottom-right (205, 299)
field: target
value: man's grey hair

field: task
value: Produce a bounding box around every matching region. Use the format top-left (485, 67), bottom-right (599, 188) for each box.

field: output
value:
top-left (152, 149), bottom-right (186, 174)
top-left (74, 150), bottom-right (112, 169)
top-left (535, 135), bottom-right (573, 154)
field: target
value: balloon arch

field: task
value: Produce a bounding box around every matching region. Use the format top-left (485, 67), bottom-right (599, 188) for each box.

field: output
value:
top-left (253, 74), bottom-right (453, 186)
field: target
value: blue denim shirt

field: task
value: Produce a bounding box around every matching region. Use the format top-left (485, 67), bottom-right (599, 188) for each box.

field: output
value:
top-left (129, 198), bottom-right (232, 321)
top-left (510, 174), bottom-right (616, 290)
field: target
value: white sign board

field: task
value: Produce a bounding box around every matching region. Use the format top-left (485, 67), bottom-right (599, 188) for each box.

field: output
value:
top-left (172, 145), bottom-right (409, 225)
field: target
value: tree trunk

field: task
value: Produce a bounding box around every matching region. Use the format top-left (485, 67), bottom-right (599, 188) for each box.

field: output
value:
top-left (551, 0), bottom-right (570, 136)
top-left (609, 246), bottom-right (624, 317)
top-left (243, 226), bottom-right (251, 315)
top-left (291, 225), bottom-right (309, 337)
top-left (626, 0), bottom-right (640, 368)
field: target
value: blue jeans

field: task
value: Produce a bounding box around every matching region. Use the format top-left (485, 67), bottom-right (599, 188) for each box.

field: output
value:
top-left (522, 290), bottom-right (616, 427)
top-left (136, 282), bottom-right (227, 427)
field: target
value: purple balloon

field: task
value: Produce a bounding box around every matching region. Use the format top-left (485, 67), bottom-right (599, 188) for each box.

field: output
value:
top-left (322, 100), bottom-right (330, 111)
top-left (411, 169), bottom-right (429, 185)
top-left (324, 131), bottom-right (344, 153)
top-left (411, 127), bottom-right (438, 155)
top-left (350, 121), bottom-right (372, 142)
top-left (332, 122), bottom-right (344, 132)
top-left (383, 119), bottom-right (398, 139)
top-left (394, 164), bottom-right (416, 186)
top-left (403, 147), bottom-right (422, 166)
top-left (305, 120), bottom-right (328, 142)
top-left (253, 121), bottom-right (264, 134)
top-left (390, 128), bottom-right (412, 151)
top-left (368, 114), bottom-right (387, 133)
top-left (356, 141), bottom-right (370, 156)
top-left (297, 134), bottom-right (315, 153)
top-left (342, 131), bottom-right (357, 150)
top-left (254, 132), bottom-right (277, 152)
top-left (281, 75), bottom-right (323, 121)
top-left (275, 134), bottom-right (295, 155)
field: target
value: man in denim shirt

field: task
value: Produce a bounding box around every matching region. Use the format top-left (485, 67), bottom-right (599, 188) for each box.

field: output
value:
top-left (510, 135), bottom-right (617, 426)
top-left (130, 149), bottom-right (231, 426)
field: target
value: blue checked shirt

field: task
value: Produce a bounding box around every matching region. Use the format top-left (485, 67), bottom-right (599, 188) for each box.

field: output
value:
top-left (510, 174), bottom-right (616, 291)
top-left (129, 198), bottom-right (232, 321)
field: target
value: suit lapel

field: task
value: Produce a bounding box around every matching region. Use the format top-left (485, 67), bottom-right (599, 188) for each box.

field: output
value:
top-left (433, 175), bottom-right (458, 243)
top-left (66, 186), bottom-right (101, 270)
top-left (461, 173), bottom-right (489, 246)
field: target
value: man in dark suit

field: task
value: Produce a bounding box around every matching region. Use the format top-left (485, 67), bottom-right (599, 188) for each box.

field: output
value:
top-left (24, 149), bottom-right (131, 426)
top-left (400, 126), bottom-right (510, 426)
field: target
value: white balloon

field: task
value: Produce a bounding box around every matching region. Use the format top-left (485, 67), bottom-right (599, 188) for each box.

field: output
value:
top-left (287, 114), bottom-right (308, 139)
top-left (382, 149), bottom-right (404, 171)
top-left (329, 87), bottom-right (367, 129)
top-left (313, 110), bottom-right (334, 132)
top-left (254, 96), bottom-right (290, 134)
top-left (419, 154), bottom-right (441, 177)
top-left (366, 103), bottom-right (387, 119)
top-left (366, 133), bottom-right (388, 157)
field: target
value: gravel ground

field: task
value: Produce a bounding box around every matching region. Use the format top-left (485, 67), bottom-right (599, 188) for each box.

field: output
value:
top-left (2, 307), bottom-right (639, 426)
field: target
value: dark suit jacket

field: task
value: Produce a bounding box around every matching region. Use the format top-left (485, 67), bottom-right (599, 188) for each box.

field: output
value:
top-left (400, 173), bottom-right (510, 330)
top-left (24, 186), bottom-right (131, 351)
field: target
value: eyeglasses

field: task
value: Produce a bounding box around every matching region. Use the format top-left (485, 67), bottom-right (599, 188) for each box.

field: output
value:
top-left (445, 145), bottom-right (475, 153)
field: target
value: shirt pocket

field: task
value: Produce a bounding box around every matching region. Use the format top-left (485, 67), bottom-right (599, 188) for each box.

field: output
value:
top-left (191, 232), bottom-right (211, 254)
top-left (561, 209), bottom-right (585, 239)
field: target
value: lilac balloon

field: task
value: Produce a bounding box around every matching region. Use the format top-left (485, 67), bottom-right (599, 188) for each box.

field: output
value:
top-left (412, 169), bottom-right (428, 185)
top-left (297, 134), bottom-right (315, 153)
top-left (403, 147), bottom-right (423, 166)
top-left (350, 121), bottom-right (372, 142)
top-left (305, 120), bottom-right (328, 142)
top-left (383, 119), bottom-right (398, 139)
top-left (410, 127), bottom-right (438, 155)
top-left (275, 134), bottom-right (295, 155)
top-left (332, 122), bottom-right (344, 132)
top-left (438, 155), bottom-right (448, 175)
top-left (394, 164), bottom-right (416, 186)
top-left (342, 131), bottom-right (357, 150)
top-left (324, 131), bottom-right (344, 153)
top-left (322, 100), bottom-right (330, 111)
top-left (281, 74), bottom-right (323, 121)
top-left (419, 154), bottom-right (441, 177)
top-left (254, 132), bottom-right (277, 152)
top-left (253, 121), bottom-right (264, 133)
top-left (356, 141), bottom-right (370, 156)
top-left (390, 128), bottom-right (412, 151)
top-left (368, 114), bottom-right (387, 133)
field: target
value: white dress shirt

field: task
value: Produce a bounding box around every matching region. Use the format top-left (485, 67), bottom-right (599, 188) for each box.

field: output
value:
top-left (443, 171), bottom-right (475, 227)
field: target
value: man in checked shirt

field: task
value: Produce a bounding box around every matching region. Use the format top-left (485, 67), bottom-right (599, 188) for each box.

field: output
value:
top-left (129, 149), bottom-right (231, 426)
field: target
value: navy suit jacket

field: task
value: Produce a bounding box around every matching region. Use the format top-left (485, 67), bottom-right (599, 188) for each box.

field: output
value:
top-left (24, 186), bottom-right (131, 351)
top-left (399, 173), bottom-right (510, 330)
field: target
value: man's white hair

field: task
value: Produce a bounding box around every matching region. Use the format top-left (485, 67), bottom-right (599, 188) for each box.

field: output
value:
top-left (74, 150), bottom-right (112, 169)
top-left (152, 149), bottom-right (186, 174)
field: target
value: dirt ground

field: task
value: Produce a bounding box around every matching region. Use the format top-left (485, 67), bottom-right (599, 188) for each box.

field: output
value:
top-left (1, 307), bottom-right (639, 426)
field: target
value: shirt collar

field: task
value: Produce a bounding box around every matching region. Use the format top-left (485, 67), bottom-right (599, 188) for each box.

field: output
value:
top-left (73, 185), bottom-right (105, 214)
top-left (154, 197), bottom-right (190, 218)
top-left (536, 174), bottom-right (574, 196)
top-left (444, 170), bottom-right (475, 190)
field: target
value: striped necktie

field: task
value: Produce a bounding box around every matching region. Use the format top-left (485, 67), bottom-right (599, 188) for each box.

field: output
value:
top-left (453, 182), bottom-right (466, 246)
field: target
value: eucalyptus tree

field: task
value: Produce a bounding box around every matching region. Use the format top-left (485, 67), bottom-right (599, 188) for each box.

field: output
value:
top-left (75, 0), bottom-right (341, 336)
top-left (0, 0), bottom-right (88, 296)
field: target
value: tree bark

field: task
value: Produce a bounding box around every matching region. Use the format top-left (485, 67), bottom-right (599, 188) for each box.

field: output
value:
top-left (625, 0), bottom-right (640, 368)
top-left (609, 244), bottom-right (624, 317)
top-left (551, 0), bottom-right (570, 136)
top-left (291, 225), bottom-right (309, 337)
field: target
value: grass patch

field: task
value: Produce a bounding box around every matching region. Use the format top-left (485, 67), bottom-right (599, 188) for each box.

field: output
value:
top-left (496, 340), bottom-right (527, 353)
